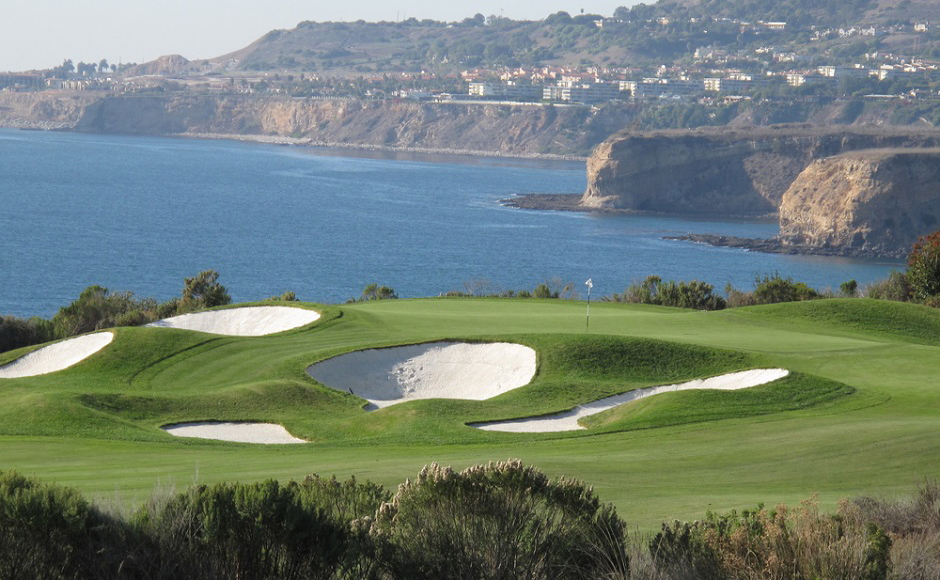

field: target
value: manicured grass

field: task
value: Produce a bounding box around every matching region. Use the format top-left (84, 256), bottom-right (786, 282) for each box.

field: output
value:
top-left (0, 297), bottom-right (938, 530)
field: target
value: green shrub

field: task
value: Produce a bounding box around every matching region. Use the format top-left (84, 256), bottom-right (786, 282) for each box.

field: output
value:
top-left (753, 273), bottom-right (819, 304)
top-left (621, 276), bottom-right (726, 310)
top-left (134, 479), bottom-right (347, 580)
top-left (841, 279), bottom-right (859, 297)
top-left (52, 285), bottom-right (160, 337)
top-left (533, 283), bottom-right (557, 299)
top-left (0, 471), bottom-right (121, 580)
top-left (907, 230), bottom-right (940, 303)
top-left (179, 270), bottom-right (231, 313)
top-left (370, 460), bottom-right (628, 580)
top-left (864, 271), bottom-right (911, 301)
top-left (0, 315), bottom-right (55, 354)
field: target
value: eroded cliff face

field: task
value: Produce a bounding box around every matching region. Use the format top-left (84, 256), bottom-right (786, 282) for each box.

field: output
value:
top-left (0, 93), bottom-right (97, 129)
top-left (71, 95), bottom-right (634, 157)
top-left (582, 127), bottom-right (940, 215)
top-left (778, 149), bottom-right (940, 255)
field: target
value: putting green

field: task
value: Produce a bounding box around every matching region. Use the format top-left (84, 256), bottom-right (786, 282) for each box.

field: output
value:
top-left (0, 297), bottom-right (937, 530)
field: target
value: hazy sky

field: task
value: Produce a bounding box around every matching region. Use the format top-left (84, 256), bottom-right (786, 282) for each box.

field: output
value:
top-left (1, 0), bottom-right (643, 73)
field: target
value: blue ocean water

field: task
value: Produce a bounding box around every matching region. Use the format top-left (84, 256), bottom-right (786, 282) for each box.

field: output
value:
top-left (0, 129), bottom-right (901, 318)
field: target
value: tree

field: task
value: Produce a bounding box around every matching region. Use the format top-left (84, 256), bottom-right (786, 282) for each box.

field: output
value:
top-left (98, 59), bottom-right (109, 73)
top-left (907, 230), bottom-right (940, 302)
top-left (179, 270), bottom-right (231, 312)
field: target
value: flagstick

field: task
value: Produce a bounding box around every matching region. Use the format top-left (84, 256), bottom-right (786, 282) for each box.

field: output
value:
top-left (585, 278), bottom-right (592, 332)
top-left (586, 290), bottom-right (591, 331)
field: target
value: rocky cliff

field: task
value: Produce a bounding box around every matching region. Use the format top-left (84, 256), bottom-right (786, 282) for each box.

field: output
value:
top-left (582, 126), bottom-right (940, 215)
top-left (0, 93), bottom-right (97, 129)
top-left (70, 94), bottom-right (635, 158)
top-left (778, 149), bottom-right (940, 256)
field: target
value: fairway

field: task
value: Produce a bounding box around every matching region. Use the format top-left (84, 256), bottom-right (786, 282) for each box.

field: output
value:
top-left (0, 297), bottom-right (938, 530)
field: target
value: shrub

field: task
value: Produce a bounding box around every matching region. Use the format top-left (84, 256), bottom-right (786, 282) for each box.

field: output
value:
top-left (0, 315), bottom-right (55, 354)
top-left (52, 285), bottom-right (160, 337)
top-left (179, 270), bottom-right (231, 313)
top-left (134, 479), bottom-right (347, 580)
top-left (864, 271), bottom-right (911, 301)
top-left (724, 283), bottom-right (757, 308)
top-left (369, 460), bottom-right (628, 580)
top-left (265, 291), bottom-right (298, 302)
top-left (907, 230), bottom-right (940, 302)
top-left (0, 471), bottom-right (123, 580)
top-left (753, 273), bottom-right (819, 304)
top-left (358, 283), bottom-right (398, 301)
top-left (533, 283), bottom-right (557, 299)
top-left (622, 276), bottom-right (726, 310)
top-left (841, 279), bottom-right (859, 297)
top-left (650, 497), bottom-right (888, 580)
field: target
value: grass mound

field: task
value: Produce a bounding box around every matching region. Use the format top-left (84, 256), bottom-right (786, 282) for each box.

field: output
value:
top-left (580, 372), bottom-right (854, 432)
top-left (730, 299), bottom-right (940, 346)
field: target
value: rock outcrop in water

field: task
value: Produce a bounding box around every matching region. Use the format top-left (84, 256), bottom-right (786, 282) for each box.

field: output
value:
top-left (582, 126), bottom-right (940, 216)
top-left (778, 149), bottom-right (940, 256)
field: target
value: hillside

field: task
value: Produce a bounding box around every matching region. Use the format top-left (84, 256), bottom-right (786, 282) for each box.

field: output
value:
top-left (170, 0), bottom-right (940, 76)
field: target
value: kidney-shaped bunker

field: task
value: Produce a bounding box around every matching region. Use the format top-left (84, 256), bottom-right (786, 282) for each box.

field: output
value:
top-left (146, 306), bottom-right (320, 336)
top-left (307, 342), bottom-right (537, 409)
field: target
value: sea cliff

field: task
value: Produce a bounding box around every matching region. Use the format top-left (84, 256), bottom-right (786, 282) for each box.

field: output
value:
top-left (582, 126), bottom-right (940, 215)
top-left (778, 149), bottom-right (940, 256)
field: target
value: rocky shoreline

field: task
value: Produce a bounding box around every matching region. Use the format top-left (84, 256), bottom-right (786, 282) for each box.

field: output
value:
top-left (667, 233), bottom-right (908, 259)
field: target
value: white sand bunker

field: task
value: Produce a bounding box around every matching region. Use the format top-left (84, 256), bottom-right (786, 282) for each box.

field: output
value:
top-left (307, 342), bottom-right (537, 410)
top-left (146, 306), bottom-right (320, 336)
top-left (0, 332), bottom-right (114, 379)
top-left (473, 368), bottom-right (790, 433)
top-left (162, 422), bottom-right (307, 444)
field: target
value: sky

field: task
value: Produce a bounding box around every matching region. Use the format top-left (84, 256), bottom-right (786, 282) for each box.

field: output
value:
top-left (1, 0), bottom-right (644, 73)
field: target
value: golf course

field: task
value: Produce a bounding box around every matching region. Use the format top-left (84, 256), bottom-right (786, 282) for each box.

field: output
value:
top-left (0, 296), bottom-right (937, 530)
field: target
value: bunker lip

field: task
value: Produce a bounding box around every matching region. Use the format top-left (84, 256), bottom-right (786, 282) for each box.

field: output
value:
top-left (471, 368), bottom-right (790, 433)
top-left (306, 341), bottom-right (537, 410)
top-left (146, 306), bottom-right (320, 336)
top-left (161, 421), bottom-right (307, 444)
top-left (0, 332), bottom-right (115, 379)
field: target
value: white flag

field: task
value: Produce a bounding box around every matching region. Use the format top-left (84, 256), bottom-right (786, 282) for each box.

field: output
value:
top-left (585, 278), bottom-right (593, 289)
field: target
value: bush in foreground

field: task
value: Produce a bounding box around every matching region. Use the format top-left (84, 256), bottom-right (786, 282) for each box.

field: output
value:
top-left (369, 459), bottom-right (628, 580)
top-left (3, 468), bottom-right (940, 579)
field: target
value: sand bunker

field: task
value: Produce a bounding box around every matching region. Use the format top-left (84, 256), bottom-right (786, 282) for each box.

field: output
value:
top-left (0, 332), bottom-right (114, 379)
top-left (473, 368), bottom-right (790, 433)
top-left (146, 306), bottom-right (320, 336)
top-left (161, 422), bottom-right (307, 444)
top-left (307, 342), bottom-right (537, 409)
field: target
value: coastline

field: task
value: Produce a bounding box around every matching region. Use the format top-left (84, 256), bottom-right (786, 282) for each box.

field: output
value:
top-left (179, 132), bottom-right (589, 162)
top-left (667, 233), bottom-right (908, 260)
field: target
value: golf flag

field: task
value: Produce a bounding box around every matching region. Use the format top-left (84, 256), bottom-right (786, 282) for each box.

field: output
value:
top-left (585, 278), bottom-right (593, 332)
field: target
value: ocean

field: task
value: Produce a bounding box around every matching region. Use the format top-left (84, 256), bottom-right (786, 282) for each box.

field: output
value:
top-left (0, 128), bottom-right (900, 318)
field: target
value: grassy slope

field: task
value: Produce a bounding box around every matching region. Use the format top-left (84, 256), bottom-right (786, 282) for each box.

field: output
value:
top-left (0, 297), bottom-right (937, 530)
